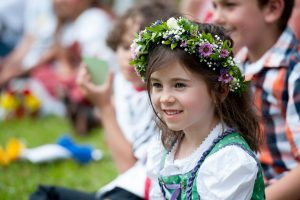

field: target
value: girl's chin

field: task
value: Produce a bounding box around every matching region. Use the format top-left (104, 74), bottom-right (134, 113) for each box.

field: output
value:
top-left (165, 124), bottom-right (182, 132)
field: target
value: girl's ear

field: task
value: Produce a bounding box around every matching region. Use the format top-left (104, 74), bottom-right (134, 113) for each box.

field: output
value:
top-left (263, 0), bottom-right (284, 24)
top-left (212, 85), bottom-right (229, 105)
top-left (220, 86), bottom-right (229, 102)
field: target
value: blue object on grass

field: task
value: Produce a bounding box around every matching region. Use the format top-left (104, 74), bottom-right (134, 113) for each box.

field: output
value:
top-left (57, 134), bottom-right (93, 164)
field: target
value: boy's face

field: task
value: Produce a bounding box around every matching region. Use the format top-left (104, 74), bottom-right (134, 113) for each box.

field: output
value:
top-left (289, 0), bottom-right (300, 40)
top-left (212, 0), bottom-right (268, 52)
top-left (116, 17), bottom-right (144, 88)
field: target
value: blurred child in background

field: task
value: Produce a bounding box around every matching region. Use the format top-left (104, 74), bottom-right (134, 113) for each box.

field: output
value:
top-left (30, 0), bottom-right (116, 135)
top-left (289, 0), bottom-right (300, 40)
top-left (213, 0), bottom-right (300, 199)
top-left (0, 0), bottom-right (55, 86)
top-left (0, 0), bottom-right (25, 57)
top-left (29, 2), bottom-right (179, 200)
top-left (0, 0), bottom-right (116, 135)
top-left (180, 0), bottom-right (213, 22)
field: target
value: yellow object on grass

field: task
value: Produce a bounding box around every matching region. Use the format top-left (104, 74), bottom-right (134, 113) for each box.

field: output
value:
top-left (0, 138), bottom-right (24, 166)
top-left (0, 146), bottom-right (9, 166)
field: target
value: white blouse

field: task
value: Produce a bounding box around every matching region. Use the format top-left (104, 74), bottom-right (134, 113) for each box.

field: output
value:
top-left (147, 124), bottom-right (259, 200)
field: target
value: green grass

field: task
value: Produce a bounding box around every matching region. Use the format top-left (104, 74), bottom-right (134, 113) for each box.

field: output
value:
top-left (0, 116), bottom-right (118, 200)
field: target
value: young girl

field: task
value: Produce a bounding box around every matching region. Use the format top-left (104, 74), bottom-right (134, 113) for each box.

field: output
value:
top-left (130, 17), bottom-right (265, 199)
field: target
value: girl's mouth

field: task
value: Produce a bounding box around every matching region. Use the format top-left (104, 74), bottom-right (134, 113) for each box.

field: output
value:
top-left (163, 110), bottom-right (183, 116)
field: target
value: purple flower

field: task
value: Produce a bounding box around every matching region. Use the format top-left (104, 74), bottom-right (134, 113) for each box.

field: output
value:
top-left (218, 69), bottom-right (233, 84)
top-left (199, 43), bottom-right (213, 57)
top-left (130, 42), bottom-right (138, 59)
top-left (180, 40), bottom-right (187, 47)
top-left (219, 49), bottom-right (229, 58)
top-left (153, 20), bottom-right (161, 26)
top-left (138, 31), bottom-right (144, 41)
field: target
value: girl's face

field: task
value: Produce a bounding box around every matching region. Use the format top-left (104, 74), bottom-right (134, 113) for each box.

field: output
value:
top-left (150, 61), bottom-right (216, 132)
top-left (116, 17), bottom-right (144, 88)
top-left (212, 0), bottom-right (268, 53)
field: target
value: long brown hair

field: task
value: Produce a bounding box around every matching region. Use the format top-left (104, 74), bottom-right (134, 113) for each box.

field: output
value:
top-left (145, 23), bottom-right (263, 152)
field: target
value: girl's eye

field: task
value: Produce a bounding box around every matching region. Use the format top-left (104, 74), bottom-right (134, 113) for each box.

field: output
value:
top-left (175, 83), bottom-right (186, 88)
top-left (152, 82), bottom-right (162, 88)
top-left (212, 2), bottom-right (218, 9)
top-left (222, 1), bottom-right (237, 8)
top-left (224, 2), bottom-right (236, 7)
top-left (213, 1), bottom-right (236, 9)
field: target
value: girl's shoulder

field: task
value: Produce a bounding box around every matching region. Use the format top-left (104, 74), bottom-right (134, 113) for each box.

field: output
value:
top-left (209, 132), bottom-right (253, 156)
top-left (199, 131), bottom-right (259, 181)
top-left (196, 132), bottom-right (261, 199)
top-left (197, 144), bottom-right (259, 199)
top-left (204, 139), bottom-right (258, 171)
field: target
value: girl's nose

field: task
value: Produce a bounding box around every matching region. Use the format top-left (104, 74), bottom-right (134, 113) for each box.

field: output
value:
top-left (160, 91), bottom-right (176, 103)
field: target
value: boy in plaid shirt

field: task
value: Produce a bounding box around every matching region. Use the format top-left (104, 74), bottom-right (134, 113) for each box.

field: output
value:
top-left (213, 0), bottom-right (300, 199)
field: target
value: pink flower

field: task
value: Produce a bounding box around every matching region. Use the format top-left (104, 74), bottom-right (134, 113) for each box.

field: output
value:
top-left (199, 43), bottom-right (213, 57)
top-left (180, 40), bottom-right (187, 47)
top-left (218, 69), bottom-right (233, 84)
top-left (220, 49), bottom-right (229, 58)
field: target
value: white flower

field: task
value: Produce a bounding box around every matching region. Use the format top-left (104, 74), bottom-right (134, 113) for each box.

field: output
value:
top-left (167, 17), bottom-right (179, 30)
top-left (130, 42), bottom-right (141, 59)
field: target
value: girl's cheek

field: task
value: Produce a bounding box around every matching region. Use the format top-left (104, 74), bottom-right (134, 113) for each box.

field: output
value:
top-left (153, 95), bottom-right (161, 113)
top-left (151, 93), bottom-right (160, 109)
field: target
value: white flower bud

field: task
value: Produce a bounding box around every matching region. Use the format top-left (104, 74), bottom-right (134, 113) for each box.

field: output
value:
top-left (167, 17), bottom-right (179, 30)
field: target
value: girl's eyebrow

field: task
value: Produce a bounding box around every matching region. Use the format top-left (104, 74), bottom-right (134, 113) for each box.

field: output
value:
top-left (150, 77), bottom-right (160, 82)
top-left (213, 0), bottom-right (227, 4)
top-left (150, 77), bottom-right (190, 82)
top-left (171, 78), bottom-right (190, 82)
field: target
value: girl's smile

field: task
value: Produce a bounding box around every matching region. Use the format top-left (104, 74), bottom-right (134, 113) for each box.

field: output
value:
top-left (163, 109), bottom-right (183, 116)
top-left (162, 109), bottom-right (183, 122)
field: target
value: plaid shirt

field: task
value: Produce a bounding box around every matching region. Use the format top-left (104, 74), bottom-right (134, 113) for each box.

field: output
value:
top-left (236, 27), bottom-right (300, 181)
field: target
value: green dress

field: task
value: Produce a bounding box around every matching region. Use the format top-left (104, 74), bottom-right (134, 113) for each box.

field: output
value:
top-left (158, 130), bottom-right (265, 200)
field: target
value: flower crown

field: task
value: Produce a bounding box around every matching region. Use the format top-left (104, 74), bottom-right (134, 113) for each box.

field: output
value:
top-left (130, 17), bottom-right (247, 93)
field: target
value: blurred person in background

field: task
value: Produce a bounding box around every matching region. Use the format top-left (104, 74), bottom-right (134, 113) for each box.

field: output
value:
top-left (0, 0), bottom-right (26, 57)
top-left (29, 0), bottom-right (116, 135)
top-left (213, 0), bottom-right (300, 199)
top-left (29, 2), bottom-right (179, 200)
top-left (0, 0), bottom-right (116, 135)
top-left (0, 0), bottom-right (63, 118)
top-left (180, 0), bottom-right (213, 22)
top-left (111, 0), bottom-right (177, 16)
top-left (289, 0), bottom-right (300, 40)
top-left (0, 0), bottom-right (56, 87)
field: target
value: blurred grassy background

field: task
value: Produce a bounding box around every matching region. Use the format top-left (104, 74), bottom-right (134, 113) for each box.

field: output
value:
top-left (0, 116), bottom-right (118, 200)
